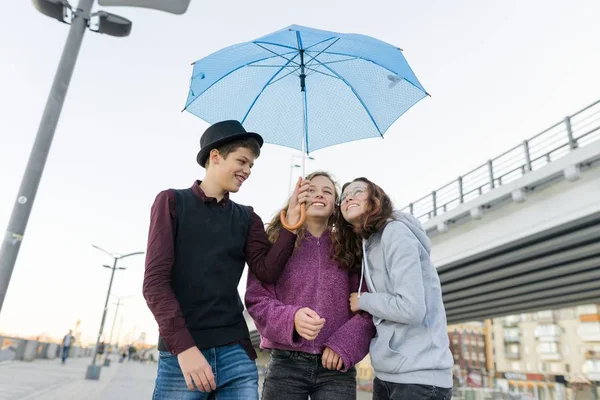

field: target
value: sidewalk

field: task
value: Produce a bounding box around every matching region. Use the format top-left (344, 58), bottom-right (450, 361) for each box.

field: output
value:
top-left (0, 356), bottom-right (372, 399)
top-left (0, 356), bottom-right (155, 400)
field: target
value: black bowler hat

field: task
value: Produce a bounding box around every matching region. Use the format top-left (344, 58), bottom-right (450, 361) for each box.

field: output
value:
top-left (196, 120), bottom-right (264, 167)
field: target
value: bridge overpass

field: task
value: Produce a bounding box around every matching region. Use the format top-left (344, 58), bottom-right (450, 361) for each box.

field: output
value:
top-left (245, 99), bottom-right (600, 342)
top-left (399, 99), bottom-right (600, 323)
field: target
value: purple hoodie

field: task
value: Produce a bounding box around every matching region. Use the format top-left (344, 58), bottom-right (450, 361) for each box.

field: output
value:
top-left (245, 230), bottom-right (375, 371)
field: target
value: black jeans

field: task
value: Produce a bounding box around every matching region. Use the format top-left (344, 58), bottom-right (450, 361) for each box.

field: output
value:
top-left (373, 377), bottom-right (452, 400)
top-left (261, 350), bottom-right (357, 400)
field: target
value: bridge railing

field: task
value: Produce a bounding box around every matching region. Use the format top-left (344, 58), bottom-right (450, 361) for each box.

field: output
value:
top-left (400, 99), bottom-right (600, 223)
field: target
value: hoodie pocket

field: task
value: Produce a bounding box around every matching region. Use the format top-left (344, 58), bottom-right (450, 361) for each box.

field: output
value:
top-left (371, 330), bottom-right (407, 374)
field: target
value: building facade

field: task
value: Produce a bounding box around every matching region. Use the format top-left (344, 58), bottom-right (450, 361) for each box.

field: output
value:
top-left (491, 305), bottom-right (600, 400)
top-left (448, 322), bottom-right (488, 388)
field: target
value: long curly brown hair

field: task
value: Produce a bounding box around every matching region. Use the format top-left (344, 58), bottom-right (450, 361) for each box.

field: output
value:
top-left (332, 177), bottom-right (394, 271)
top-left (266, 171), bottom-right (340, 247)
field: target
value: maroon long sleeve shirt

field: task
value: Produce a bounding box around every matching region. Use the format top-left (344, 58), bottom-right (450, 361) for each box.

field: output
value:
top-left (143, 181), bottom-right (296, 355)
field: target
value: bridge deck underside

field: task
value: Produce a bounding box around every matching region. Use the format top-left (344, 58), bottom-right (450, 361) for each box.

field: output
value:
top-left (441, 211), bottom-right (600, 323)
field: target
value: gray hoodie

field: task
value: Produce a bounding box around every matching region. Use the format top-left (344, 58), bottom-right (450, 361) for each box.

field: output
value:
top-left (357, 212), bottom-right (454, 388)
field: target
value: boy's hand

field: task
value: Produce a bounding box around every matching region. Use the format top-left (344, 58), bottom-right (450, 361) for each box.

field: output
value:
top-left (322, 347), bottom-right (343, 370)
top-left (177, 346), bottom-right (216, 392)
top-left (285, 178), bottom-right (311, 229)
top-left (294, 307), bottom-right (325, 340)
top-left (349, 292), bottom-right (361, 313)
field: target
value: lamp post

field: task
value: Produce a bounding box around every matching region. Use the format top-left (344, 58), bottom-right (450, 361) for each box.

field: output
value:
top-left (0, 0), bottom-right (190, 315)
top-left (115, 316), bottom-right (125, 362)
top-left (86, 245), bottom-right (143, 380)
top-left (103, 294), bottom-right (134, 366)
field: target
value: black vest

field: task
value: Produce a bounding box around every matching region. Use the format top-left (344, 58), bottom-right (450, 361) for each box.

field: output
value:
top-left (157, 188), bottom-right (252, 351)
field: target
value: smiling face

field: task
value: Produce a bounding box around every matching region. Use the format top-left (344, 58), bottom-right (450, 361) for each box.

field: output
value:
top-left (208, 146), bottom-right (256, 193)
top-left (264, 171), bottom-right (339, 245)
top-left (340, 180), bottom-right (370, 227)
top-left (305, 175), bottom-right (337, 221)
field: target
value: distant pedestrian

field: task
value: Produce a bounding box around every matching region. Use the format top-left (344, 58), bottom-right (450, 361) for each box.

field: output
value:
top-left (61, 330), bottom-right (75, 364)
top-left (98, 341), bottom-right (106, 356)
top-left (128, 345), bottom-right (135, 361)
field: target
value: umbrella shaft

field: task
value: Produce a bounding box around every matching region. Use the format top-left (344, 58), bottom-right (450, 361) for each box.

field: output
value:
top-left (299, 50), bottom-right (306, 92)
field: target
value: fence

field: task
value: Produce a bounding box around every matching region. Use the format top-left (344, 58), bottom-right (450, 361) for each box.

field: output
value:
top-left (400, 99), bottom-right (600, 223)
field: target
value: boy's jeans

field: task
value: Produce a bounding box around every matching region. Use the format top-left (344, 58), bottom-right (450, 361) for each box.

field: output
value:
top-left (153, 343), bottom-right (258, 400)
top-left (261, 349), bottom-right (357, 400)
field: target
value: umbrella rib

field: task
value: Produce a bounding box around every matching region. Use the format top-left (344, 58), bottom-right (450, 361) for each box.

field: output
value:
top-left (253, 40), bottom-right (299, 51)
top-left (183, 52), bottom-right (296, 110)
top-left (305, 57), bottom-right (359, 66)
top-left (269, 66), bottom-right (301, 86)
top-left (312, 50), bottom-right (377, 62)
top-left (253, 43), bottom-right (300, 66)
top-left (303, 36), bottom-right (337, 51)
top-left (184, 64), bottom-right (248, 110)
top-left (303, 66), bottom-right (339, 80)
top-left (245, 50), bottom-right (298, 66)
top-left (247, 64), bottom-right (299, 68)
top-left (305, 38), bottom-right (340, 67)
top-left (304, 52), bottom-right (383, 137)
top-left (308, 50), bottom-right (427, 96)
top-left (241, 57), bottom-right (298, 124)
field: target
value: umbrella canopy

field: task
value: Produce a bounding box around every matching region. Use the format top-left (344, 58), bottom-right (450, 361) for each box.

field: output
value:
top-left (184, 24), bottom-right (428, 155)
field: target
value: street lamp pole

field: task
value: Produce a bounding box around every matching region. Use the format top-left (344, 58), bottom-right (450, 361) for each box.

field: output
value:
top-left (86, 246), bottom-right (143, 380)
top-left (0, 0), bottom-right (189, 316)
top-left (0, 0), bottom-right (95, 314)
top-left (0, 0), bottom-right (136, 315)
top-left (94, 258), bottom-right (118, 368)
top-left (103, 294), bottom-right (133, 365)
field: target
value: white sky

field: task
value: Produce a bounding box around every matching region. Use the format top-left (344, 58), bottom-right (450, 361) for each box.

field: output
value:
top-left (1, 0), bottom-right (599, 345)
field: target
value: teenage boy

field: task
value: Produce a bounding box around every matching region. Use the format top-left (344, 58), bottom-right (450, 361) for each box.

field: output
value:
top-left (143, 120), bottom-right (308, 399)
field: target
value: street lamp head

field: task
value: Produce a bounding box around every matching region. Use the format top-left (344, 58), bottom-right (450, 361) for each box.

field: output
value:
top-left (117, 251), bottom-right (145, 260)
top-left (103, 264), bottom-right (112, 269)
top-left (32, 0), bottom-right (69, 23)
top-left (98, 0), bottom-right (191, 15)
top-left (94, 11), bottom-right (132, 37)
top-left (118, 267), bottom-right (127, 270)
top-left (92, 244), bottom-right (115, 258)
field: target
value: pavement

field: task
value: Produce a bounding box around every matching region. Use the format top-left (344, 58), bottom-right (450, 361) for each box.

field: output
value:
top-left (0, 357), bottom-right (154, 400)
top-left (0, 356), bottom-right (372, 399)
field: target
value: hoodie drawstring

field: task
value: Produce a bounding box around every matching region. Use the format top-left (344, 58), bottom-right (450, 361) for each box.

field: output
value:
top-left (358, 239), bottom-right (367, 297)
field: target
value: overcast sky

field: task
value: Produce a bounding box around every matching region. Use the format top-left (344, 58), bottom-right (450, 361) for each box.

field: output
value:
top-left (1, 0), bottom-right (599, 345)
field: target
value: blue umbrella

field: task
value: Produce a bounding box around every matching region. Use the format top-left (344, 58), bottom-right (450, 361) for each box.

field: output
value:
top-left (184, 24), bottom-right (428, 228)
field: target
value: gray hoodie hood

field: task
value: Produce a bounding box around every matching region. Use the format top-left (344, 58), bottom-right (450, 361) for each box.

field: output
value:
top-left (392, 211), bottom-right (431, 253)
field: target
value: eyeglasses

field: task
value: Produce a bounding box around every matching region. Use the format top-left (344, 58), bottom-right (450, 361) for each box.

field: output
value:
top-left (340, 185), bottom-right (368, 203)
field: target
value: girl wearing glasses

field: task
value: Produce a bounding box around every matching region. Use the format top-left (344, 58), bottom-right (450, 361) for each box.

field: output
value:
top-left (334, 177), bottom-right (453, 400)
top-left (245, 171), bottom-right (375, 400)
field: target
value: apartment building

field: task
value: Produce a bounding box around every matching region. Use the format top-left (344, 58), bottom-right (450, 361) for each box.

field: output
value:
top-left (448, 322), bottom-right (488, 388)
top-left (578, 304), bottom-right (600, 398)
top-left (491, 305), bottom-right (600, 400)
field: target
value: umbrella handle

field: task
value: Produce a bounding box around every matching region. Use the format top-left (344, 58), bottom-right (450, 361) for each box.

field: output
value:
top-left (280, 204), bottom-right (306, 231)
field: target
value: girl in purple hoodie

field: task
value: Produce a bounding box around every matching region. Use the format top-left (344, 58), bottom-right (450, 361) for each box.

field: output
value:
top-left (245, 171), bottom-right (375, 400)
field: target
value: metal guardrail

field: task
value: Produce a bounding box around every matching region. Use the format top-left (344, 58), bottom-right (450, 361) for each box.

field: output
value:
top-left (400, 99), bottom-right (600, 223)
